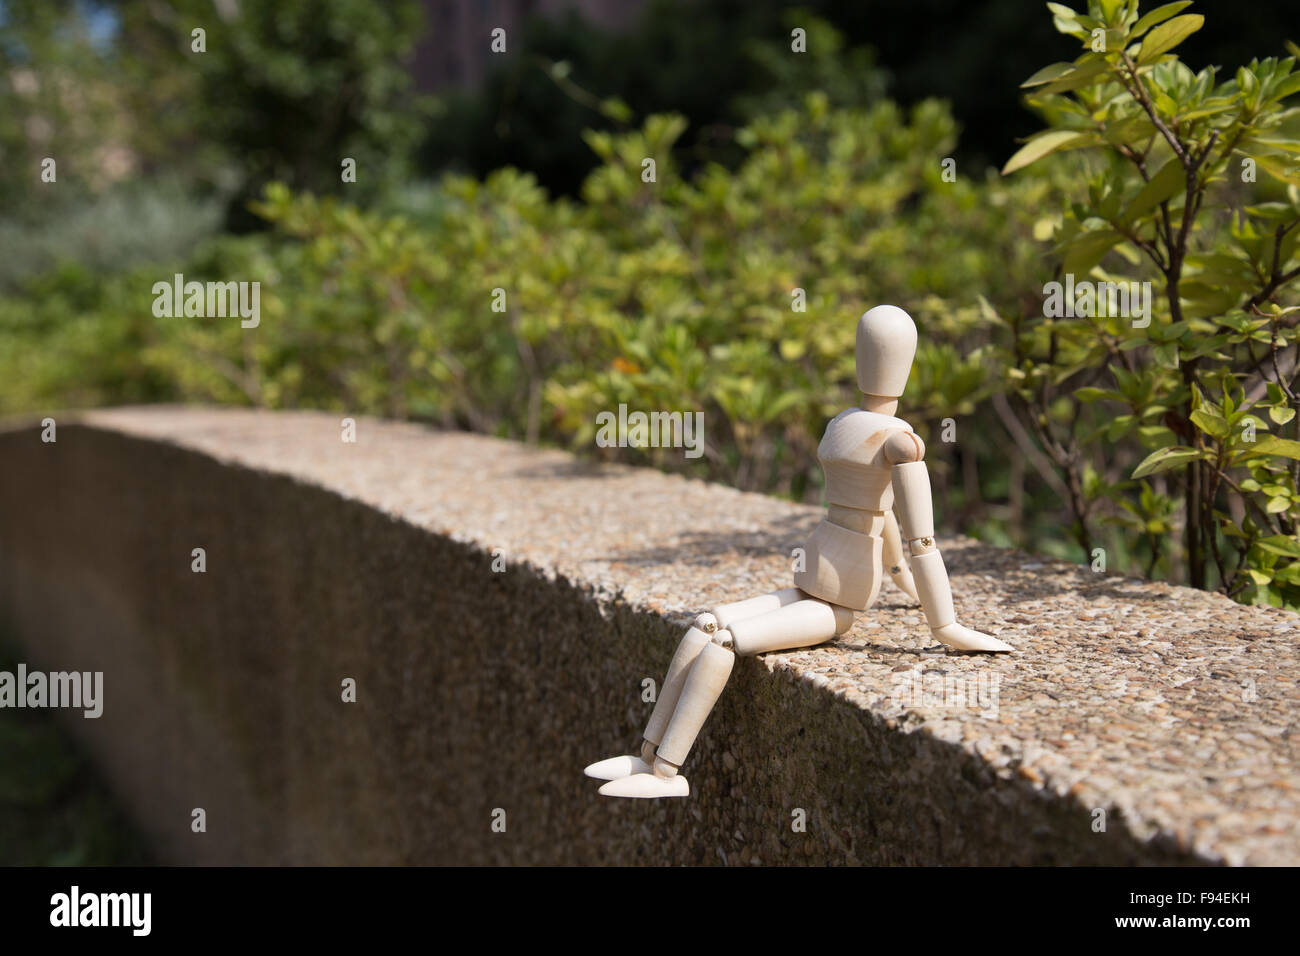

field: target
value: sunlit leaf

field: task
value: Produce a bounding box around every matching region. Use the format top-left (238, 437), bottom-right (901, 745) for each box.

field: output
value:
top-left (1137, 14), bottom-right (1205, 65)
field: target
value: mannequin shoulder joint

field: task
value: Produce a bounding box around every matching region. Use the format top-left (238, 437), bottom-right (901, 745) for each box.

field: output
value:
top-left (884, 429), bottom-right (925, 464)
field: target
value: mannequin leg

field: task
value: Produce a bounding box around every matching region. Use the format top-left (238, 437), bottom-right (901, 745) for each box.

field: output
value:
top-left (598, 595), bottom-right (854, 798)
top-left (642, 586), bottom-right (803, 748)
top-left (727, 598), bottom-right (854, 655)
top-left (892, 460), bottom-right (1012, 653)
top-left (584, 588), bottom-right (803, 782)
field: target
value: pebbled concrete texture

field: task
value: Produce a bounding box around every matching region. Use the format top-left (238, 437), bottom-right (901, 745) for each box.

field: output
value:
top-left (0, 405), bottom-right (1296, 865)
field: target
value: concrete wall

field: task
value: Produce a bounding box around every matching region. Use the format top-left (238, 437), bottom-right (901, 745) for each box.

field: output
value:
top-left (1, 408), bottom-right (1296, 864)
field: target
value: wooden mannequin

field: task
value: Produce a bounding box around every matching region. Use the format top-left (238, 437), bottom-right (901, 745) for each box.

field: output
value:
top-left (586, 305), bottom-right (1012, 798)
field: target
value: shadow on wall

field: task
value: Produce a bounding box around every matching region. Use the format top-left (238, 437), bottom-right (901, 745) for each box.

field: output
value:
top-left (0, 631), bottom-right (153, 865)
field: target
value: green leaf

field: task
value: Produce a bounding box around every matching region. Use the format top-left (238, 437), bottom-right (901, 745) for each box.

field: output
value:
top-left (1132, 445), bottom-right (1205, 478)
top-left (1035, 57), bottom-right (1113, 95)
top-left (1269, 405), bottom-right (1296, 425)
top-left (1267, 495), bottom-right (1292, 514)
top-left (1256, 535), bottom-right (1300, 557)
top-left (1107, 414), bottom-right (1135, 441)
top-left (1190, 407), bottom-right (1230, 439)
top-left (1152, 342), bottom-right (1180, 369)
top-left (1074, 386), bottom-right (1121, 402)
top-left (1137, 14), bottom-right (1204, 65)
top-left (1122, 156), bottom-right (1184, 223)
top-left (1139, 424), bottom-right (1177, 447)
top-left (1252, 435), bottom-right (1300, 460)
top-left (1046, 2), bottom-right (1087, 38)
top-left (1256, 154), bottom-right (1300, 188)
top-left (1271, 563), bottom-right (1300, 586)
top-left (1271, 73), bottom-right (1300, 103)
top-left (1097, 0), bottom-right (1124, 22)
top-left (1001, 130), bottom-right (1095, 175)
top-left (1130, 2), bottom-right (1193, 40)
top-left (1061, 228), bottom-right (1123, 274)
top-left (1022, 62), bottom-right (1077, 87)
top-left (599, 97), bottom-right (634, 123)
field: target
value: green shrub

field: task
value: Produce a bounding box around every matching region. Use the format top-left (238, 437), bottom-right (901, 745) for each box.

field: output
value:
top-left (236, 96), bottom-right (1063, 506)
top-left (998, 0), bottom-right (1300, 604)
top-left (2, 92), bottom-right (1060, 507)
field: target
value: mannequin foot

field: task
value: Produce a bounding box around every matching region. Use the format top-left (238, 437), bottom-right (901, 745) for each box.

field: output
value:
top-left (598, 772), bottom-right (690, 799)
top-left (584, 754), bottom-right (654, 780)
top-left (931, 622), bottom-right (1012, 653)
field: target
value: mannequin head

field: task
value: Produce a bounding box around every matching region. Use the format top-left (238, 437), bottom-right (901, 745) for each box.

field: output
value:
top-left (856, 305), bottom-right (917, 400)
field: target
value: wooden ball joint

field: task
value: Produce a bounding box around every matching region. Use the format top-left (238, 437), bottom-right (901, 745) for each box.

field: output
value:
top-left (585, 305), bottom-right (1013, 798)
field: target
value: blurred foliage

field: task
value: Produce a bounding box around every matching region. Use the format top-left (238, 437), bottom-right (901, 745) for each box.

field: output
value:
top-left (0, 176), bottom-right (224, 292)
top-left (0, 92), bottom-right (1070, 552)
top-left (814, 0), bottom-right (1294, 172)
top-left (0, 635), bottom-right (151, 865)
top-left (998, 0), bottom-right (1300, 605)
top-left (3, 0), bottom-right (1299, 613)
top-left (3, 0), bottom-right (1290, 207)
top-left (417, 0), bottom-right (1293, 197)
top-left (419, 4), bottom-right (888, 197)
top-left (0, 0), bottom-right (428, 230)
top-left (114, 0), bottom-right (430, 228)
top-left (0, 0), bottom-right (132, 213)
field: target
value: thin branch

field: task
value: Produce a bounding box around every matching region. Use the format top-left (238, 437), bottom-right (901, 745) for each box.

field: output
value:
top-left (992, 392), bottom-right (1072, 501)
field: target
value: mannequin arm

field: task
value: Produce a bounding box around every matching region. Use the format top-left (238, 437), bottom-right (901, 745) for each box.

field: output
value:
top-left (889, 446), bottom-right (1012, 653)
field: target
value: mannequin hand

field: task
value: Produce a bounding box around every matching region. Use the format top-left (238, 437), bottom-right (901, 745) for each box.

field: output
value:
top-left (931, 622), bottom-right (1012, 653)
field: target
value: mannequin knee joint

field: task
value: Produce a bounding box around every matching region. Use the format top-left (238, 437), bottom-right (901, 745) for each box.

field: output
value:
top-left (695, 611), bottom-right (734, 649)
